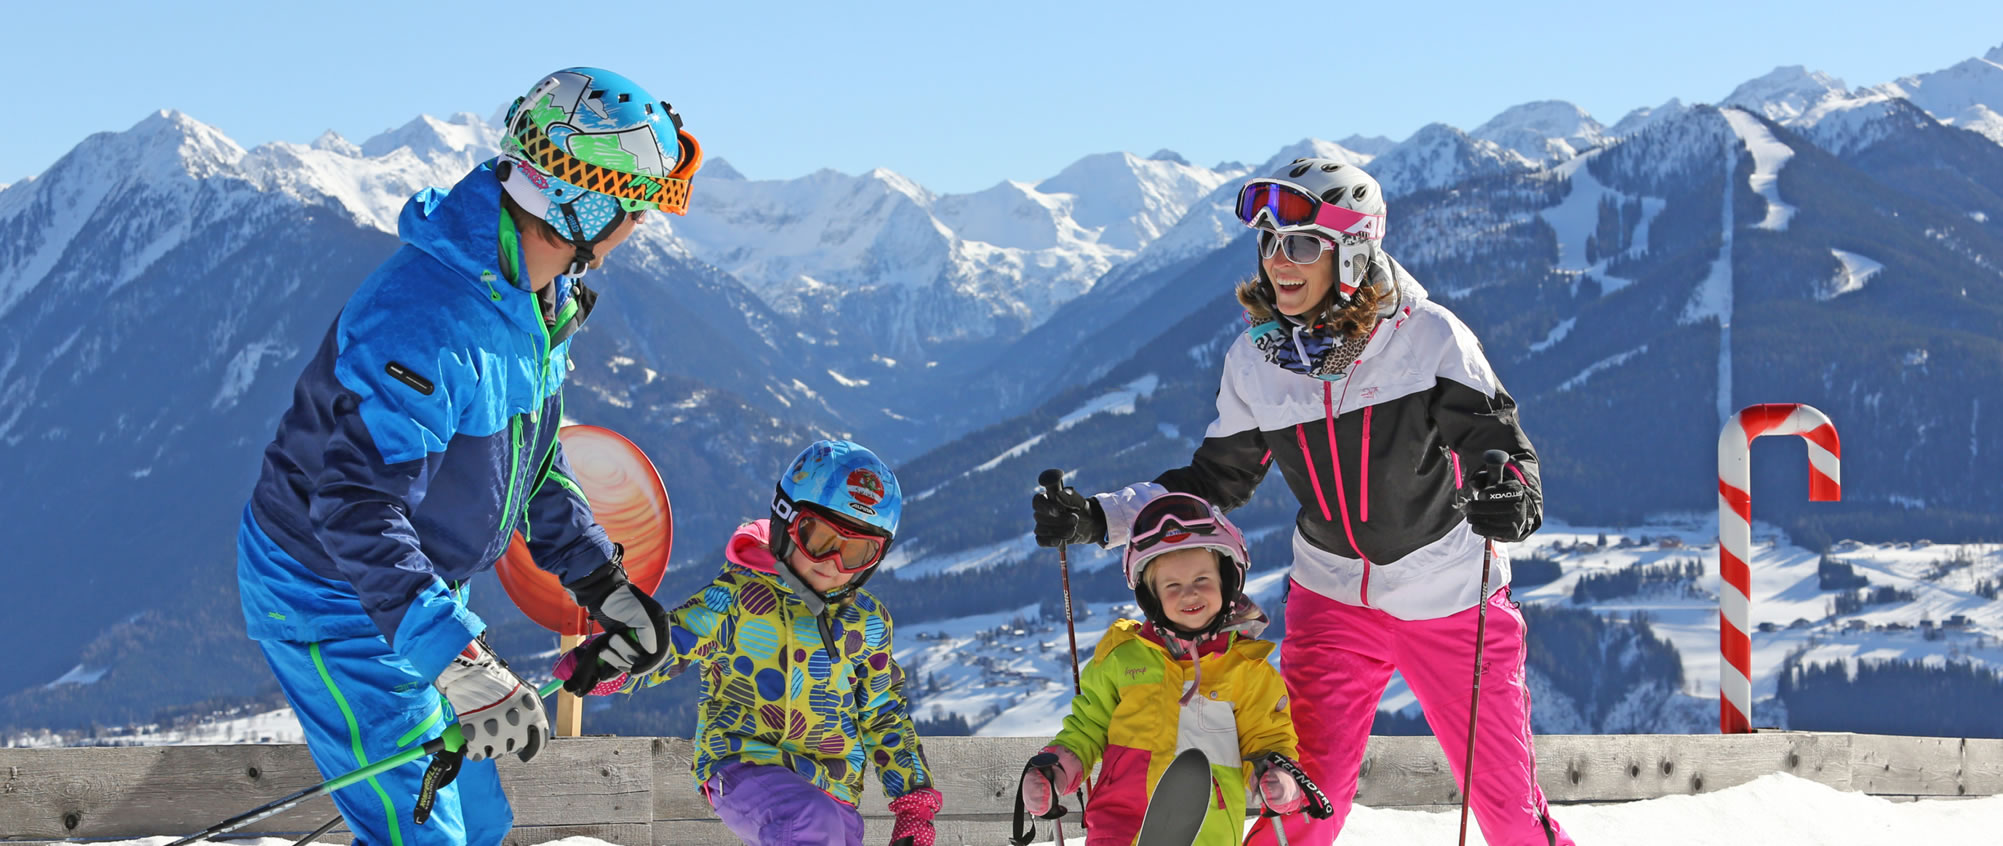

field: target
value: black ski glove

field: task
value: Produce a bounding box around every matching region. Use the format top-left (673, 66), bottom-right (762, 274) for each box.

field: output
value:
top-left (1462, 459), bottom-right (1541, 542)
top-left (563, 545), bottom-right (672, 689)
top-left (1032, 475), bottom-right (1107, 547)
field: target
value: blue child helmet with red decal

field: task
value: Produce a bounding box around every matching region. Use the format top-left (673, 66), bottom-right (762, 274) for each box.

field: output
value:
top-left (768, 440), bottom-right (901, 599)
top-left (775, 440), bottom-right (901, 537)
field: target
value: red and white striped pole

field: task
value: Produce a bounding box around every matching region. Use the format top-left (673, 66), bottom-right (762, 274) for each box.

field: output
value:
top-left (1717, 403), bottom-right (1841, 733)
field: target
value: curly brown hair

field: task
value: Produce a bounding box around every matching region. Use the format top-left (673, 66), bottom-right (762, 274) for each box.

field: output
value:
top-left (1234, 256), bottom-right (1383, 340)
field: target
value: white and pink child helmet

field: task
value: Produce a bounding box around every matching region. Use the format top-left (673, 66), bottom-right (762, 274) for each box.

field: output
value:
top-left (1123, 492), bottom-right (1251, 638)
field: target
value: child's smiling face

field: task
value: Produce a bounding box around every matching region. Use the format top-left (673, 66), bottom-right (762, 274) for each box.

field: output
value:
top-left (1146, 547), bottom-right (1225, 631)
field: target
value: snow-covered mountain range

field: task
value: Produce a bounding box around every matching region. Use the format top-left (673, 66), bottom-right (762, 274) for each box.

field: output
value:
top-left (5, 45), bottom-right (2003, 739)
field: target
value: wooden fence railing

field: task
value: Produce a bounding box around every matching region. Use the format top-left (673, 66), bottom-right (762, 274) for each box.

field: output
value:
top-left (3, 733), bottom-right (1998, 844)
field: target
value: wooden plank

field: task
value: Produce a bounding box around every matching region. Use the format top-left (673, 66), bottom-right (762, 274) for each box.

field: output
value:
top-left (7, 731), bottom-right (2002, 843)
top-left (861, 736), bottom-right (1051, 817)
top-left (1961, 738), bottom-right (2003, 796)
top-left (1350, 733), bottom-right (1858, 807)
top-left (501, 737), bottom-right (654, 825)
top-left (0, 738), bottom-right (651, 840)
top-left (1849, 734), bottom-right (1984, 797)
top-left (0, 744), bottom-right (338, 839)
top-left (650, 737), bottom-right (712, 820)
top-left (1351, 735), bottom-right (1458, 806)
top-left (1530, 732), bottom-right (1853, 802)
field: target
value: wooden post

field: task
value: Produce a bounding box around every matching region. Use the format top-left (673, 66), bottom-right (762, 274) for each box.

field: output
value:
top-left (556, 632), bottom-right (584, 737)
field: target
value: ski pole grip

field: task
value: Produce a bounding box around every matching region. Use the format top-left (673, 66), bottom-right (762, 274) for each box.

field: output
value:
top-left (1482, 449), bottom-right (1509, 492)
top-left (1038, 468), bottom-right (1065, 498)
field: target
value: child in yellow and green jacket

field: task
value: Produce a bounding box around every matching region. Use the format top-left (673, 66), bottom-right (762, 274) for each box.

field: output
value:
top-left (561, 440), bottom-right (940, 846)
top-left (1019, 491), bottom-right (1326, 846)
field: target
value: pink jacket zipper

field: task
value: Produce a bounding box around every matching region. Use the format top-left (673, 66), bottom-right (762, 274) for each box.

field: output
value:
top-left (1360, 406), bottom-right (1373, 523)
top-left (1318, 382), bottom-right (1373, 603)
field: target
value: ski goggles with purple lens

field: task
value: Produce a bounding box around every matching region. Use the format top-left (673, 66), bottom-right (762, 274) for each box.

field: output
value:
top-left (1235, 179), bottom-right (1385, 239)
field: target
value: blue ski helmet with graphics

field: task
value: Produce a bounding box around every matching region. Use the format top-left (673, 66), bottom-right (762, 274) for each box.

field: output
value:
top-left (774, 439), bottom-right (902, 538)
top-left (498, 67), bottom-right (704, 273)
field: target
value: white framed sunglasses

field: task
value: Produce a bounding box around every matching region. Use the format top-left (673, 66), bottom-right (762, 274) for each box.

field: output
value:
top-left (1257, 228), bottom-right (1336, 264)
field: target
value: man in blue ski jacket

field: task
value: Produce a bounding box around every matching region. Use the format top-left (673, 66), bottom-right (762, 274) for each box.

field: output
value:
top-left (236, 67), bottom-right (703, 844)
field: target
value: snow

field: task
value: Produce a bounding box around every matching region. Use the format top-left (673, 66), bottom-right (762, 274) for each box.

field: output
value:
top-left (44, 663), bottom-right (108, 687)
top-left (662, 150), bottom-right (1237, 345)
top-left (908, 375), bottom-right (1160, 501)
top-left (85, 773), bottom-right (2003, 845)
top-left (1721, 109), bottom-right (1798, 231)
top-left (1527, 318), bottom-right (1576, 354)
top-left (1471, 100), bottom-right (1608, 164)
top-left (1367, 123), bottom-right (1539, 197)
top-left (1679, 135), bottom-right (1736, 426)
top-left (1791, 93), bottom-right (1906, 156)
top-left (1865, 53), bottom-right (2003, 146)
top-left (1093, 139), bottom-right (1367, 298)
top-left (1555, 345), bottom-right (1648, 392)
top-left (212, 338), bottom-right (293, 409)
top-left (1610, 98), bottom-right (1689, 138)
top-left (1055, 374), bottom-right (1158, 430)
top-left (1819, 249), bottom-right (1884, 301)
top-left (9, 705), bottom-right (305, 748)
top-left (1514, 517), bottom-right (2003, 710)
top-left (825, 369), bottom-right (869, 388)
top-left (1538, 152), bottom-right (1663, 295)
top-left (971, 434), bottom-right (1047, 474)
top-left (1721, 66), bottom-right (1850, 122)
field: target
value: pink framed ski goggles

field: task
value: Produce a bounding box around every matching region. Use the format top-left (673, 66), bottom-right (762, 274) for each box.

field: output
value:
top-left (1235, 179), bottom-right (1385, 240)
top-left (788, 506), bottom-right (888, 573)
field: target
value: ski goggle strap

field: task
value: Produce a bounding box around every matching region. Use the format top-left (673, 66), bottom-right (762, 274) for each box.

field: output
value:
top-left (788, 507), bottom-right (888, 573)
top-left (1236, 180), bottom-right (1385, 241)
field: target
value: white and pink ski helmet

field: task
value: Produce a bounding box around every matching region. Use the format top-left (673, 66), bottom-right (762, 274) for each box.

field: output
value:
top-left (1123, 492), bottom-right (1251, 637)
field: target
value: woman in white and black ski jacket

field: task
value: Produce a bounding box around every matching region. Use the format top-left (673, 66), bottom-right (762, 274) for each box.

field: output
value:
top-left (1034, 160), bottom-right (1573, 846)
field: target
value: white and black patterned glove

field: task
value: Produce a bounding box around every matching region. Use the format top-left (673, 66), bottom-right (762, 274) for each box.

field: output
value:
top-left (433, 639), bottom-right (548, 763)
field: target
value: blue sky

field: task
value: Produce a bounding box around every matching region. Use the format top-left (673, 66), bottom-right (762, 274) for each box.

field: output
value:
top-left (6, 1), bottom-right (2000, 193)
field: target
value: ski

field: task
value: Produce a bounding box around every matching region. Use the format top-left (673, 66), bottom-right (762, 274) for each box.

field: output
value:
top-left (1136, 747), bottom-right (1212, 846)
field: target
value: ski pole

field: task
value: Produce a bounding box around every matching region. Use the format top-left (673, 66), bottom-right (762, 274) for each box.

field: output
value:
top-left (1456, 449), bottom-right (1509, 846)
top-left (1038, 468), bottom-right (1085, 696)
top-left (1037, 469), bottom-right (1093, 822)
top-left (287, 813), bottom-right (343, 846)
top-left (166, 679), bottom-right (564, 846)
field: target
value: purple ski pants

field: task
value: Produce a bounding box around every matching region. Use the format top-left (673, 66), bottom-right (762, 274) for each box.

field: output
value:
top-left (706, 762), bottom-right (866, 846)
top-left (1247, 580), bottom-right (1574, 846)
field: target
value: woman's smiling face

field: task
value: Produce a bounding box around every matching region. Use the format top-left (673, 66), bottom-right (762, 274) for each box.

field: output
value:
top-left (1260, 231), bottom-right (1337, 317)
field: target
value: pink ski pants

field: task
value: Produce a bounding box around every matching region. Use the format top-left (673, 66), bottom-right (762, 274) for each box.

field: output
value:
top-left (1247, 580), bottom-right (1572, 846)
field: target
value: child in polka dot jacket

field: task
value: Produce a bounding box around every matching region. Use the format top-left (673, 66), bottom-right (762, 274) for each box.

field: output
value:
top-left (591, 441), bottom-right (939, 846)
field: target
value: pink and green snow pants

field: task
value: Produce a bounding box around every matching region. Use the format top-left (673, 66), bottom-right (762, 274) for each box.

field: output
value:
top-left (1247, 580), bottom-right (1573, 846)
